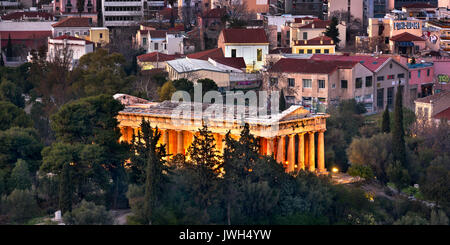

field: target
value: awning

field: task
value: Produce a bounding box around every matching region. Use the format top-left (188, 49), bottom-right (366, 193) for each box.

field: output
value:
top-left (397, 41), bottom-right (414, 47)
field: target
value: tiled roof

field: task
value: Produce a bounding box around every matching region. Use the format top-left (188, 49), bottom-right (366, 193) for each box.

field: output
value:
top-left (137, 52), bottom-right (182, 62)
top-left (311, 54), bottom-right (390, 72)
top-left (294, 17), bottom-right (318, 23)
top-left (149, 30), bottom-right (168, 38)
top-left (433, 107), bottom-right (450, 120)
top-left (415, 90), bottom-right (450, 103)
top-left (269, 47), bottom-right (292, 54)
top-left (294, 36), bottom-right (334, 46)
top-left (221, 28), bottom-right (269, 43)
top-left (1, 11), bottom-right (53, 20)
top-left (403, 3), bottom-right (436, 9)
top-left (187, 48), bottom-right (224, 60)
top-left (390, 32), bottom-right (425, 42)
top-left (210, 57), bottom-right (246, 70)
top-left (300, 20), bottom-right (331, 29)
top-left (52, 35), bottom-right (93, 44)
top-left (52, 17), bottom-right (91, 28)
top-left (268, 58), bottom-right (358, 74)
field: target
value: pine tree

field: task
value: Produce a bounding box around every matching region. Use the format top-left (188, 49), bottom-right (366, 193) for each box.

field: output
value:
top-left (0, 50), bottom-right (4, 66)
top-left (186, 125), bottom-right (222, 212)
top-left (325, 17), bottom-right (340, 47)
top-left (279, 89), bottom-right (287, 112)
top-left (59, 163), bottom-right (73, 214)
top-left (392, 85), bottom-right (406, 166)
top-left (381, 105), bottom-right (390, 133)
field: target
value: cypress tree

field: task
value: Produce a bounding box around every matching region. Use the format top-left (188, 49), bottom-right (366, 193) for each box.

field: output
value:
top-left (0, 51), bottom-right (4, 66)
top-left (59, 163), bottom-right (73, 213)
top-left (381, 105), bottom-right (390, 133)
top-left (279, 89), bottom-right (286, 112)
top-left (392, 85), bottom-right (406, 166)
top-left (6, 34), bottom-right (13, 58)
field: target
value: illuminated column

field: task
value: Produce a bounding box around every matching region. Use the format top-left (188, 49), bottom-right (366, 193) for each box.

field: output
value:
top-left (169, 130), bottom-right (178, 155)
top-left (177, 130), bottom-right (184, 155)
top-left (266, 137), bottom-right (274, 156)
top-left (287, 134), bottom-right (295, 172)
top-left (309, 132), bottom-right (315, 172)
top-left (317, 130), bottom-right (325, 173)
top-left (216, 134), bottom-right (224, 154)
top-left (162, 130), bottom-right (169, 153)
top-left (297, 133), bottom-right (305, 171)
top-left (276, 136), bottom-right (285, 164)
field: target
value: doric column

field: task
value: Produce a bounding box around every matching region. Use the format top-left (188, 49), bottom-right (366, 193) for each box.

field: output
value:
top-left (267, 137), bottom-right (274, 157)
top-left (177, 130), bottom-right (184, 155)
top-left (276, 136), bottom-right (285, 164)
top-left (162, 130), bottom-right (169, 154)
top-left (309, 132), bottom-right (315, 172)
top-left (169, 130), bottom-right (177, 155)
top-left (317, 130), bottom-right (325, 173)
top-left (297, 133), bottom-right (305, 172)
top-left (287, 134), bottom-right (295, 173)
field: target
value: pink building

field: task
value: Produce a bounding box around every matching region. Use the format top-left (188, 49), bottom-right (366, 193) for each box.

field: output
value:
top-left (407, 62), bottom-right (434, 98)
top-left (53, 0), bottom-right (98, 25)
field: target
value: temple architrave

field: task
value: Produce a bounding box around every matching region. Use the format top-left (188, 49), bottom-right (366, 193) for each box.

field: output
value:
top-left (114, 94), bottom-right (329, 174)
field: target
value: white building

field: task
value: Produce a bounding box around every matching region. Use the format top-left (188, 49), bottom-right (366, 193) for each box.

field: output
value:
top-left (217, 28), bottom-right (269, 71)
top-left (47, 35), bottom-right (94, 68)
top-left (102, 0), bottom-right (145, 27)
top-left (51, 17), bottom-right (92, 37)
top-left (136, 29), bottom-right (185, 54)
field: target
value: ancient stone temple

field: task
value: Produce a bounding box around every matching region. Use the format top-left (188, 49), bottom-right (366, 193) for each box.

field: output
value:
top-left (114, 94), bottom-right (329, 174)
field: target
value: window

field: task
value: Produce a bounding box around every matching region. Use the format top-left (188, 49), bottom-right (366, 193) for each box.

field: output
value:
top-left (418, 70), bottom-right (421, 78)
top-left (307, 49), bottom-right (312, 54)
top-left (288, 78), bottom-right (295, 87)
top-left (398, 73), bottom-right (404, 79)
top-left (387, 87), bottom-right (394, 108)
top-left (332, 83), bottom-right (336, 88)
top-left (58, 32), bottom-right (62, 36)
top-left (302, 79), bottom-right (312, 88)
top-left (303, 32), bottom-right (308, 40)
top-left (257, 49), bottom-right (262, 62)
top-left (377, 76), bottom-right (384, 81)
top-left (315, 49), bottom-right (321, 53)
top-left (318, 79), bottom-right (325, 89)
top-left (341, 80), bottom-right (348, 89)
top-left (427, 69), bottom-right (430, 76)
top-left (299, 49), bottom-right (304, 54)
top-left (154, 43), bottom-right (159, 50)
top-left (409, 72), bottom-right (411, 78)
top-left (356, 78), bottom-right (362, 88)
top-left (324, 49), bottom-right (329, 53)
top-left (231, 49), bottom-right (237, 57)
top-left (143, 37), bottom-right (147, 45)
top-left (377, 88), bottom-right (384, 108)
top-left (365, 76), bottom-right (372, 87)
top-left (286, 96), bottom-right (296, 103)
top-left (424, 107), bottom-right (429, 118)
top-left (100, 33), bottom-right (103, 39)
top-left (387, 75), bottom-right (395, 80)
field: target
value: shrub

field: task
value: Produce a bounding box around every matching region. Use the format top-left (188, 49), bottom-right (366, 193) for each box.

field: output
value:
top-left (63, 200), bottom-right (113, 225)
top-left (5, 189), bottom-right (40, 223)
top-left (347, 164), bottom-right (374, 180)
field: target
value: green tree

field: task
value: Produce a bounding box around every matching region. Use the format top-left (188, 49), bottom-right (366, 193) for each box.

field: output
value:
top-left (72, 48), bottom-right (133, 97)
top-left (430, 209), bottom-right (449, 225)
top-left (6, 34), bottom-right (13, 58)
top-left (279, 89), bottom-right (287, 111)
top-left (59, 162), bottom-right (73, 213)
top-left (0, 50), bottom-right (4, 66)
top-left (393, 212), bottom-right (428, 225)
top-left (186, 125), bottom-right (223, 214)
top-left (172, 78), bottom-right (194, 96)
top-left (197, 78), bottom-right (218, 96)
top-left (381, 105), bottom-right (390, 133)
top-left (9, 159), bottom-right (32, 191)
top-left (158, 81), bottom-right (177, 101)
top-left (0, 127), bottom-right (43, 176)
top-left (0, 101), bottom-right (32, 130)
top-left (392, 86), bottom-right (406, 166)
top-left (347, 164), bottom-right (374, 180)
top-left (63, 200), bottom-right (113, 225)
top-left (0, 78), bottom-right (25, 108)
top-left (386, 161), bottom-right (410, 189)
top-left (5, 189), bottom-right (40, 223)
top-left (325, 17), bottom-right (340, 47)
top-left (420, 155), bottom-right (450, 206)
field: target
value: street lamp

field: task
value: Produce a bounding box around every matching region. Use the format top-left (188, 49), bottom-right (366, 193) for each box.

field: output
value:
top-left (331, 167), bottom-right (339, 173)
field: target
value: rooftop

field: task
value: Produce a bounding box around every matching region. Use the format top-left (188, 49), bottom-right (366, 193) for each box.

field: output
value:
top-left (390, 32), bottom-right (425, 42)
top-left (407, 62), bottom-right (434, 69)
top-left (294, 36), bottom-right (334, 46)
top-left (311, 54), bottom-right (390, 72)
top-left (433, 107), bottom-right (450, 120)
top-left (268, 58), bottom-right (358, 74)
top-left (167, 57), bottom-right (242, 73)
top-left (402, 3), bottom-right (436, 9)
top-left (1, 11), bottom-right (54, 21)
top-left (52, 17), bottom-right (92, 28)
top-left (51, 35), bottom-right (93, 44)
top-left (299, 20), bottom-right (331, 29)
top-left (221, 28), bottom-right (269, 44)
top-left (137, 52), bottom-right (182, 62)
top-left (415, 90), bottom-right (450, 104)
top-left (186, 48), bottom-right (224, 60)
